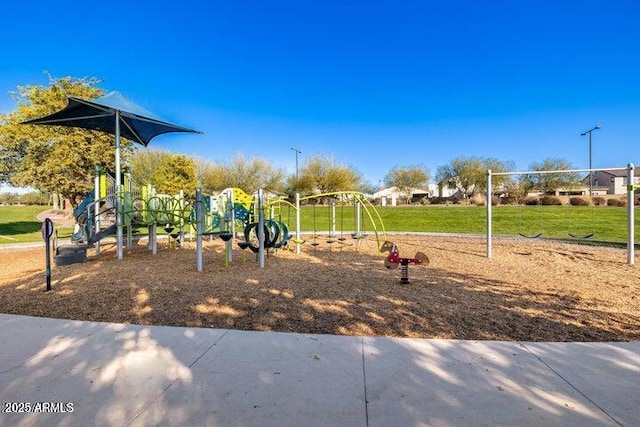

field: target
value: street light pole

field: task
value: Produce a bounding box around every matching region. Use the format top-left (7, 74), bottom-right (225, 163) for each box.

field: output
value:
top-left (580, 125), bottom-right (601, 197)
top-left (290, 147), bottom-right (302, 181)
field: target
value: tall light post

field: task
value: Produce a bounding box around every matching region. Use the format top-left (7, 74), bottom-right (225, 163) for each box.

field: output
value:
top-left (580, 125), bottom-right (601, 196)
top-left (290, 147), bottom-right (302, 182)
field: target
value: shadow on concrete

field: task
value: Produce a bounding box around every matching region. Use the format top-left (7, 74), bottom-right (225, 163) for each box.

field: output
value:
top-left (1, 315), bottom-right (637, 426)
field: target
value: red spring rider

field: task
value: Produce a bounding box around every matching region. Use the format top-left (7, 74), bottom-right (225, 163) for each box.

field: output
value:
top-left (380, 241), bottom-right (429, 284)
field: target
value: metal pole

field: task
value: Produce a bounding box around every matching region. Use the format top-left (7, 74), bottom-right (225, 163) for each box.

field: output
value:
top-left (487, 169), bottom-right (492, 259)
top-left (581, 125), bottom-right (601, 197)
top-left (296, 192), bottom-right (301, 254)
top-left (356, 199), bottom-right (362, 236)
top-left (43, 218), bottom-right (53, 292)
top-left (115, 110), bottom-right (123, 260)
top-left (94, 165), bottom-right (101, 256)
top-left (258, 189), bottom-right (265, 268)
top-left (589, 131), bottom-right (593, 197)
top-left (146, 184), bottom-right (152, 251)
top-left (226, 189), bottom-right (233, 264)
top-left (196, 188), bottom-right (203, 272)
top-left (291, 147), bottom-right (302, 183)
top-left (151, 223), bottom-right (157, 254)
top-left (355, 199), bottom-right (362, 250)
top-left (126, 174), bottom-right (132, 249)
top-left (45, 235), bottom-right (51, 291)
top-left (331, 202), bottom-right (336, 237)
top-left (179, 189), bottom-right (185, 249)
top-left (628, 163), bottom-right (635, 266)
top-left (492, 165), bottom-right (624, 176)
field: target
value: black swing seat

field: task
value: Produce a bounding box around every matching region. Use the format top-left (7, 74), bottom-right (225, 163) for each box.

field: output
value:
top-left (518, 232), bottom-right (543, 239)
top-left (219, 232), bottom-right (234, 241)
top-left (569, 233), bottom-right (594, 239)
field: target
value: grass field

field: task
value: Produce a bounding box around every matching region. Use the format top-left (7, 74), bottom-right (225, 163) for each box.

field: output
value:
top-left (1, 204), bottom-right (638, 244)
top-left (0, 205), bottom-right (50, 243)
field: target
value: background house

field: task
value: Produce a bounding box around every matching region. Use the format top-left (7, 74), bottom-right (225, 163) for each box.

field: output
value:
top-left (372, 184), bottom-right (458, 205)
top-left (587, 169), bottom-right (640, 195)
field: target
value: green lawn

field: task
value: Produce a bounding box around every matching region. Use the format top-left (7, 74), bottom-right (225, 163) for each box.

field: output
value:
top-left (2, 204), bottom-right (638, 244)
top-left (0, 206), bottom-right (74, 244)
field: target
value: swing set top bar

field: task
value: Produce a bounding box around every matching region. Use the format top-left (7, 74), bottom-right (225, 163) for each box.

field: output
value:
top-left (490, 166), bottom-right (629, 176)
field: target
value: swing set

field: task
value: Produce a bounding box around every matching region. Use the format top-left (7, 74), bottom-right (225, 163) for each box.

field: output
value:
top-left (487, 164), bottom-right (637, 266)
top-left (293, 191), bottom-right (387, 254)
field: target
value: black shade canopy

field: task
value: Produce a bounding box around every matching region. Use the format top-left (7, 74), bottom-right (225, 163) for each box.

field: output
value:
top-left (21, 91), bottom-right (201, 146)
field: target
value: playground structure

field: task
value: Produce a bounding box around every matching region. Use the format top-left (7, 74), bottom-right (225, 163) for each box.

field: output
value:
top-left (197, 190), bottom-right (387, 271)
top-left (60, 168), bottom-right (389, 271)
top-left (486, 163), bottom-right (637, 265)
top-left (293, 191), bottom-right (386, 254)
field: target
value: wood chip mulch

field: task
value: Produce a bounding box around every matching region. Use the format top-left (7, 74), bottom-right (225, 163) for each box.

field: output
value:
top-left (1, 235), bottom-right (638, 342)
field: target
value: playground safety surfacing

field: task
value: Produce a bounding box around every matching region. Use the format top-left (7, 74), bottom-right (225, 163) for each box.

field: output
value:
top-left (0, 234), bottom-right (638, 342)
top-left (0, 313), bottom-right (638, 426)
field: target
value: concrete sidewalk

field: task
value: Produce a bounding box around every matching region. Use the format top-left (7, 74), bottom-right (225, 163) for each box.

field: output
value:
top-left (0, 314), bottom-right (637, 427)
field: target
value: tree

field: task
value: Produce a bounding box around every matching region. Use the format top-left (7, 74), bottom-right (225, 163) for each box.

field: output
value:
top-left (524, 158), bottom-right (580, 195)
top-left (194, 154), bottom-right (285, 194)
top-left (436, 156), bottom-right (514, 203)
top-left (130, 149), bottom-right (197, 195)
top-left (297, 155), bottom-right (364, 197)
top-left (150, 154), bottom-right (197, 196)
top-left (435, 157), bottom-right (484, 202)
top-left (384, 165), bottom-right (430, 204)
top-left (130, 148), bottom-right (171, 187)
top-left (221, 154), bottom-right (285, 194)
top-left (196, 159), bottom-right (228, 194)
top-left (0, 74), bottom-right (134, 208)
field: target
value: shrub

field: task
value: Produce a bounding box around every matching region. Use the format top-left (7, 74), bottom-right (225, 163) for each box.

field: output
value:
top-left (491, 195), bottom-right (501, 206)
top-left (593, 196), bottom-right (606, 206)
top-left (569, 197), bottom-right (590, 206)
top-left (470, 194), bottom-right (486, 206)
top-left (18, 192), bottom-right (49, 206)
top-left (0, 193), bottom-right (19, 205)
top-left (540, 195), bottom-right (562, 205)
top-left (500, 195), bottom-right (517, 205)
top-left (606, 197), bottom-right (627, 207)
top-left (524, 197), bottom-right (540, 205)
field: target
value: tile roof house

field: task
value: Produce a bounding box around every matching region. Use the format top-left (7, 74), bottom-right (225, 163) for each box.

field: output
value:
top-left (584, 169), bottom-right (640, 195)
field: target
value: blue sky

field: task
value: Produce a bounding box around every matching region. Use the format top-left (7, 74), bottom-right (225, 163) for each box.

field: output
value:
top-left (1, 0), bottom-right (639, 190)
